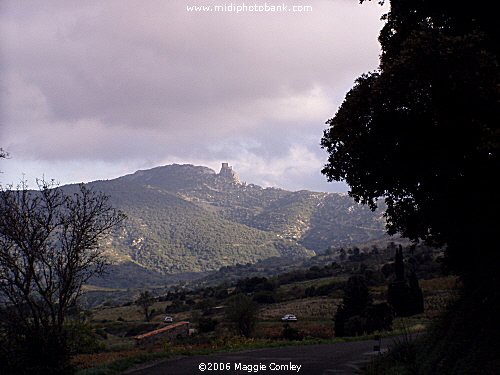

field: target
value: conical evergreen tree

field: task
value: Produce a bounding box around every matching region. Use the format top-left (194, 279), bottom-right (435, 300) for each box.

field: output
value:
top-left (408, 271), bottom-right (424, 314)
top-left (387, 246), bottom-right (424, 316)
top-left (395, 245), bottom-right (405, 281)
top-left (343, 275), bottom-right (371, 317)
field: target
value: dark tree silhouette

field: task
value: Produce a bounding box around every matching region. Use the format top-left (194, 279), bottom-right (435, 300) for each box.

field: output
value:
top-left (408, 271), bottom-right (424, 314)
top-left (343, 275), bottom-right (371, 318)
top-left (321, 1), bottom-right (499, 291)
top-left (394, 245), bottom-right (405, 282)
top-left (335, 275), bottom-right (392, 337)
top-left (387, 244), bottom-right (423, 316)
top-left (333, 304), bottom-right (346, 337)
top-left (0, 180), bottom-right (124, 374)
top-left (136, 291), bottom-right (155, 322)
top-left (323, 2), bottom-right (499, 370)
top-left (225, 293), bottom-right (258, 337)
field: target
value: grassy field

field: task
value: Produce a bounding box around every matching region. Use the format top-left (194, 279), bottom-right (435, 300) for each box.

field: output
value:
top-left (92, 301), bottom-right (170, 322)
top-left (258, 296), bottom-right (338, 321)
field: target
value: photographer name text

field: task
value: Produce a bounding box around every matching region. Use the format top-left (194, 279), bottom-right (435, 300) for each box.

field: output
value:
top-left (198, 361), bottom-right (302, 372)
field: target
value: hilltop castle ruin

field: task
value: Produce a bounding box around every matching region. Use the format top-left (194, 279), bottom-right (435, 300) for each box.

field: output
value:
top-left (218, 162), bottom-right (240, 184)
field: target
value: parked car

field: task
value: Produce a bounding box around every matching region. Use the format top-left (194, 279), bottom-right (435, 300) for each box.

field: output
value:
top-left (281, 314), bottom-right (297, 322)
top-left (164, 316), bottom-right (173, 323)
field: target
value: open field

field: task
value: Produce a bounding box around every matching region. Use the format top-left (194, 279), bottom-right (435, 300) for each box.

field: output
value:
top-left (258, 296), bottom-right (338, 321)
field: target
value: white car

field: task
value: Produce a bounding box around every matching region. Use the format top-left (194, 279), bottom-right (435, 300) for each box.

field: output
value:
top-left (281, 314), bottom-right (297, 322)
top-left (164, 316), bottom-right (173, 323)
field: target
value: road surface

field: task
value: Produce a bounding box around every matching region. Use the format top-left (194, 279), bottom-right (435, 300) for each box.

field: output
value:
top-left (125, 336), bottom-right (397, 375)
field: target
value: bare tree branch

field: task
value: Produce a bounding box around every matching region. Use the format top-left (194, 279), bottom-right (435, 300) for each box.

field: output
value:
top-left (0, 180), bottom-right (125, 339)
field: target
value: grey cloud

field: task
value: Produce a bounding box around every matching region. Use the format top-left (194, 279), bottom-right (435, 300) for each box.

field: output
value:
top-left (0, 0), bottom-right (387, 191)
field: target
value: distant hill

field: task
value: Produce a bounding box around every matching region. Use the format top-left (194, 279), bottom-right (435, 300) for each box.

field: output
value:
top-left (65, 163), bottom-right (385, 279)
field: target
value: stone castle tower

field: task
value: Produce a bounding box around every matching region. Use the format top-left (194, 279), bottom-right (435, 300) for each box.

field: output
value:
top-left (218, 162), bottom-right (240, 183)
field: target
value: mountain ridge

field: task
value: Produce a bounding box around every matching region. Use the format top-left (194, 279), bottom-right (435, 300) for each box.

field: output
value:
top-left (64, 163), bottom-right (386, 278)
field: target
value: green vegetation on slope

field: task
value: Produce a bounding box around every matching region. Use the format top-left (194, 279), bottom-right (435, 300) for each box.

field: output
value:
top-left (64, 164), bottom-right (385, 278)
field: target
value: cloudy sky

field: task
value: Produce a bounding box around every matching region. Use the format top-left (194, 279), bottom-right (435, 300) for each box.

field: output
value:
top-left (0, 0), bottom-right (387, 192)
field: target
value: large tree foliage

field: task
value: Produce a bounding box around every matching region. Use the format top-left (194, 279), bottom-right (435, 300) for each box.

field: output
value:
top-left (321, 1), bottom-right (499, 288)
top-left (225, 293), bottom-right (258, 337)
top-left (0, 180), bottom-right (124, 374)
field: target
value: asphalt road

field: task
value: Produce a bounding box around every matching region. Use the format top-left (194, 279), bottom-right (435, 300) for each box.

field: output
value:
top-left (125, 337), bottom-right (396, 375)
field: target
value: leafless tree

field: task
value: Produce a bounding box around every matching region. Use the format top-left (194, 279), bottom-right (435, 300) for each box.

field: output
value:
top-left (0, 179), bottom-right (125, 373)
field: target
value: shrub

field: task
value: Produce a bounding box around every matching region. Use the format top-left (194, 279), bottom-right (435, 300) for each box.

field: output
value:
top-left (365, 303), bottom-right (393, 333)
top-left (344, 315), bottom-right (366, 336)
top-left (0, 331), bottom-right (74, 375)
top-left (198, 318), bottom-right (219, 333)
top-left (252, 291), bottom-right (276, 304)
top-left (65, 322), bottom-right (104, 354)
top-left (281, 324), bottom-right (303, 341)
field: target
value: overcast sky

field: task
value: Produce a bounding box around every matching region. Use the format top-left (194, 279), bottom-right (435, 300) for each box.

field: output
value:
top-left (0, 0), bottom-right (387, 192)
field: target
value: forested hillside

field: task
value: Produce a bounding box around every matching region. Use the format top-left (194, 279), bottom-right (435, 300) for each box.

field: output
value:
top-left (65, 164), bottom-right (385, 276)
